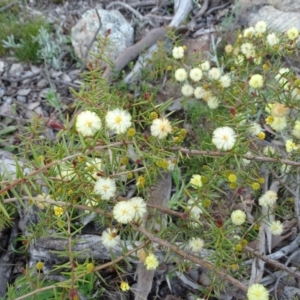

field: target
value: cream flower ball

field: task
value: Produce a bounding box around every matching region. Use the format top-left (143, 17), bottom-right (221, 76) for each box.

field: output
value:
top-left (208, 67), bottom-right (221, 80)
top-left (172, 46), bottom-right (184, 59)
top-left (267, 33), bottom-right (279, 46)
top-left (247, 122), bottom-right (262, 136)
top-left (292, 121), bottom-right (300, 138)
top-left (105, 108), bottom-right (132, 134)
top-left (101, 228), bottom-right (120, 248)
top-left (231, 210), bottom-right (246, 225)
top-left (113, 200), bottom-right (135, 224)
top-left (269, 116), bottom-right (287, 131)
top-left (258, 190), bottom-right (278, 207)
top-left (219, 74), bottom-right (231, 88)
top-left (187, 198), bottom-right (203, 218)
top-left (249, 74), bottom-right (264, 89)
top-left (181, 84), bottom-right (194, 97)
top-left (190, 68), bottom-right (203, 81)
top-left (129, 197), bottom-right (147, 219)
top-left (243, 26), bottom-right (255, 37)
top-left (268, 220), bottom-right (283, 236)
top-left (150, 118), bottom-right (172, 139)
top-left (255, 20), bottom-right (267, 34)
top-left (194, 86), bottom-right (205, 99)
top-left (286, 27), bottom-right (299, 40)
top-left (76, 110), bottom-right (102, 136)
top-left (175, 68), bottom-right (188, 82)
top-left (207, 96), bottom-right (219, 109)
top-left (94, 177), bottom-right (116, 200)
top-left (200, 60), bottom-right (210, 71)
top-left (188, 237), bottom-right (204, 253)
top-left (247, 283), bottom-right (269, 300)
top-left (212, 126), bottom-right (237, 151)
top-left (144, 253), bottom-right (159, 270)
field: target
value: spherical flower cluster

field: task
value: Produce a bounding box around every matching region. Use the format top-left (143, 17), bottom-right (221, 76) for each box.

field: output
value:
top-left (150, 118), bottom-right (172, 139)
top-left (120, 281), bottom-right (130, 292)
top-left (130, 197), bottom-right (147, 219)
top-left (144, 253), bottom-right (159, 270)
top-left (54, 206), bottom-right (64, 216)
top-left (172, 46), bottom-right (184, 59)
top-left (190, 174), bottom-right (202, 188)
top-left (225, 44), bottom-right (233, 54)
top-left (207, 96), bottom-right (219, 109)
top-left (190, 68), bottom-right (203, 81)
top-left (281, 163), bottom-right (291, 174)
top-left (175, 68), bottom-right (188, 82)
top-left (286, 27), bottom-right (299, 40)
top-left (86, 263), bottom-right (94, 272)
top-left (188, 237), bottom-right (204, 253)
top-left (94, 177), bottom-right (116, 200)
top-left (106, 109), bottom-right (132, 134)
top-left (249, 74), bottom-right (264, 89)
top-left (212, 126), bottom-right (237, 151)
top-left (228, 173), bottom-right (237, 183)
top-left (208, 67), bottom-right (221, 80)
top-left (113, 200), bottom-right (135, 224)
top-left (76, 110), bottom-right (102, 137)
top-left (194, 86), bottom-right (205, 99)
top-left (263, 146), bottom-right (276, 156)
top-left (200, 60), bottom-right (210, 71)
top-left (187, 198), bottom-right (203, 218)
top-left (219, 74), bottom-right (231, 88)
top-left (292, 121), bottom-right (300, 138)
top-left (268, 220), bottom-right (283, 235)
top-left (243, 26), bottom-right (255, 37)
top-left (258, 190), bottom-right (278, 207)
top-left (247, 283), bottom-right (269, 300)
top-left (181, 84), bottom-right (194, 96)
top-left (255, 20), bottom-right (267, 34)
top-left (267, 32), bottom-right (279, 46)
top-left (101, 228), bottom-right (120, 248)
top-left (247, 122), bottom-right (262, 136)
top-left (271, 102), bottom-right (289, 118)
top-left (241, 42), bottom-right (255, 58)
top-left (269, 116), bottom-right (287, 131)
top-left (231, 210), bottom-right (246, 225)
top-left (286, 139), bottom-right (298, 153)
top-left (36, 261), bottom-right (44, 271)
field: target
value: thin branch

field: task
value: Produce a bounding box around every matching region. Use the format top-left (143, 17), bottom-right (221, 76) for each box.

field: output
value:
top-left (106, 1), bottom-right (144, 21)
top-left (133, 224), bottom-right (248, 292)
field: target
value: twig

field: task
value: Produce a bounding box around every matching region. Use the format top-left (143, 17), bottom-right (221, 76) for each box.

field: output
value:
top-left (14, 242), bottom-right (147, 300)
top-left (205, 1), bottom-right (232, 16)
top-left (133, 224), bottom-right (248, 292)
top-left (244, 246), bottom-right (300, 281)
top-left (106, 1), bottom-right (144, 21)
top-left (0, 0), bottom-right (19, 12)
top-left (194, 0), bottom-right (209, 18)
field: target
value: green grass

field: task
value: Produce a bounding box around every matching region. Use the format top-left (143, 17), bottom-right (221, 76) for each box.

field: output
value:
top-left (0, 2), bottom-right (50, 62)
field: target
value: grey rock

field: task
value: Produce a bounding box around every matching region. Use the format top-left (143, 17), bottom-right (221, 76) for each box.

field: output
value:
top-left (62, 73), bottom-right (71, 82)
top-left (248, 5), bottom-right (300, 32)
top-left (50, 70), bottom-right (62, 78)
top-left (71, 9), bottom-right (134, 66)
top-left (0, 61), bottom-right (5, 74)
top-left (37, 79), bottom-right (48, 88)
top-left (16, 95), bottom-right (27, 103)
top-left (9, 63), bottom-right (23, 77)
top-left (0, 89), bottom-right (5, 98)
top-left (238, 0), bottom-right (300, 12)
top-left (31, 65), bottom-right (40, 74)
top-left (17, 89), bottom-right (31, 96)
top-left (27, 102), bottom-right (40, 110)
top-left (68, 69), bottom-right (80, 80)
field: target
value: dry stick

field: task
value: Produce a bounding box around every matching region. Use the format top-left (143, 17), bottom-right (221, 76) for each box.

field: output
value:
top-left (102, 27), bottom-right (167, 81)
top-left (106, 1), bottom-right (144, 20)
top-left (194, 0), bottom-right (209, 18)
top-left (244, 246), bottom-right (300, 282)
top-left (14, 242), bottom-right (147, 300)
top-left (133, 224), bottom-right (248, 292)
top-left (0, 0), bottom-right (19, 12)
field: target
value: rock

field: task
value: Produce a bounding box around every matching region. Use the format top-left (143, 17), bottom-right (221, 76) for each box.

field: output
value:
top-left (37, 79), bottom-right (48, 88)
top-left (31, 65), bottom-right (40, 74)
top-left (50, 70), bottom-right (62, 78)
top-left (0, 61), bottom-right (5, 74)
top-left (68, 69), bottom-right (81, 80)
top-left (238, 0), bottom-right (300, 12)
top-left (27, 102), bottom-right (40, 110)
top-left (17, 89), bottom-right (31, 96)
top-left (71, 9), bottom-right (134, 67)
top-left (248, 5), bottom-right (300, 32)
top-left (61, 73), bottom-right (71, 82)
top-left (9, 63), bottom-right (23, 77)
top-left (0, 88), bottom-right (5, 98)
top-left (16, 95), bottom-right (27, 103)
